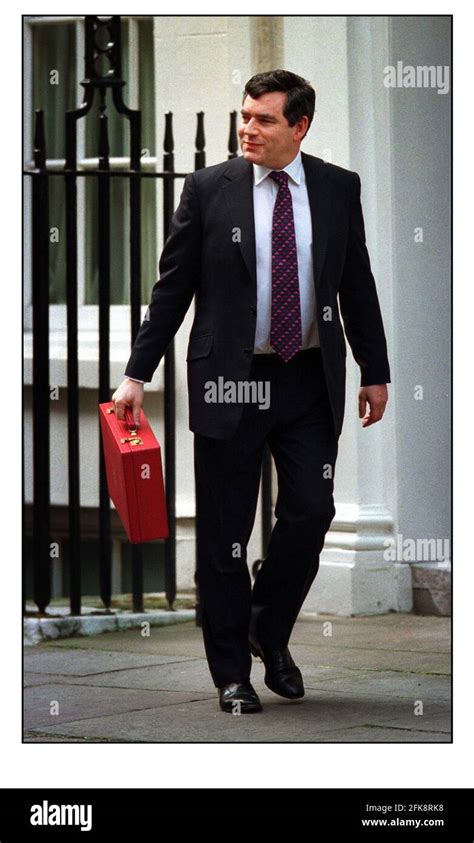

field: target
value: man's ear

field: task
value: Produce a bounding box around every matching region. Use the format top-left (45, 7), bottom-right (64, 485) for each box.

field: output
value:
top-left (295, 115), bottom-right (309, 140)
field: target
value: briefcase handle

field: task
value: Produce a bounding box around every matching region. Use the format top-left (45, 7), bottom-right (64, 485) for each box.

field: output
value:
top-left (124, 406), bottom-right (140, 432)
top-left (105, 404), bottom-right (140, 433)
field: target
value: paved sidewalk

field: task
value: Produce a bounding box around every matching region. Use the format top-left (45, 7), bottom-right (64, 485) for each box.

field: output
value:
top-left (24, 612), bottom-right (451, 743)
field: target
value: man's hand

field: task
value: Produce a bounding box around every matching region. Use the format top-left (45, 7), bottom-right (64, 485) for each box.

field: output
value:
top-left (358, 384), bottom-right (388, 428)
top-left (111, 378), bottom-right (145, 427)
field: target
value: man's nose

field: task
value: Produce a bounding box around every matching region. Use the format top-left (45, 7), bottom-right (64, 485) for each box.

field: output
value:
top-left (240, 119), bottom-right (258, 136)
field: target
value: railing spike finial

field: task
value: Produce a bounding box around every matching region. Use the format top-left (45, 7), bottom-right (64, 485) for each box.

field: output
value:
top-left (194, 111), bottom-right (206, 171)
top-left (228, 110), bottom-right (239, 159)
top-left (164, 111), bottom-right (174, 153)
top-left (163, 112), bottom-right (174, 172)
top-left (195, 110), bottom-right (205, 151)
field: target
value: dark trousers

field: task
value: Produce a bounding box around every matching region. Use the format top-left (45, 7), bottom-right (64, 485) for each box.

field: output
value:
top-left (193, 347), bottom-right (339, 688)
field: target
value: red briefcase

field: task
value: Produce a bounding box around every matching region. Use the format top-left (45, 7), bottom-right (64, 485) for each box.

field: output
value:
top-left (98, 402), bottom-right (169, 544)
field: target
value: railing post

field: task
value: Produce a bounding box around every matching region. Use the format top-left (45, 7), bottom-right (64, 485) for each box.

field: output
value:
top-left (163, 112), bottom-right (177, 612)
top-left (112, 16), bottom-right (145, 614)
top-left (64, 24), bottom-right (94, 616)
top-left (97, 94), bottom-right (114, 610)
top-left (31, 109), bottom-right (51, 614)
top-left (193, 111), bottom-right (207, 625)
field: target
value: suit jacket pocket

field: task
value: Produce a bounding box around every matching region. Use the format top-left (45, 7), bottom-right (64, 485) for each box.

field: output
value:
top-left (186, 333), bottom-right (214, 361)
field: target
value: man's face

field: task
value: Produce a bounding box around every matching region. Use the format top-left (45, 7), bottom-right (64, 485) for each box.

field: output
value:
top-left (238, 91), bottom-right (309, 170)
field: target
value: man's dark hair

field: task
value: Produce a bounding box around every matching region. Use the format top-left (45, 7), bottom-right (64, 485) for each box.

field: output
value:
top-left (243, 69), bottom-right (315, 137)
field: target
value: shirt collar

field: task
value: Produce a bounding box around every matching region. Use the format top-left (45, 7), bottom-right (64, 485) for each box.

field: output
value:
top-left (253, 150), bottom-right (303, 186)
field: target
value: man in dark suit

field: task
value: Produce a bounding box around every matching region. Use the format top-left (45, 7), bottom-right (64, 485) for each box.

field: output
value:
top-left (112, 69), bottom-right (390, 714)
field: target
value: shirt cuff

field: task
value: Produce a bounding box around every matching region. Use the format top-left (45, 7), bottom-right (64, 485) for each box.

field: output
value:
top-left (124, 374), bottom-right (146, 384)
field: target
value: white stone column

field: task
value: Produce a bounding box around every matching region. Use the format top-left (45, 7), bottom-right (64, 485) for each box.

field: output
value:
top-left (297, 16), bottom-right (406, 614)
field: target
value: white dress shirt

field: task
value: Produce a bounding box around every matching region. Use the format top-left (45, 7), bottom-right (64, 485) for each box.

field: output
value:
top-left (125, 149), bottom-right (319, 382)
top-left (252, 149), bottom-right (320, 354)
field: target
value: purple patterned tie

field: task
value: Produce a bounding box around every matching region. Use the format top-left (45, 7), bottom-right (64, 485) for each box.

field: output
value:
top-left (269, 170), bottom-right (302, 362)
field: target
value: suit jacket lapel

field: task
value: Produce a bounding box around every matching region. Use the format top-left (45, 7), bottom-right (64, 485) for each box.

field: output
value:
top-left (301, 151), bottom-right (330, 292)
top-left (221, 157), bottom-right (257, 288)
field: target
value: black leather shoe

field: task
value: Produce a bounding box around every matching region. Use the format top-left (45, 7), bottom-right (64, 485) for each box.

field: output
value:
top-left (249, 639), bottom-right (305, 699)
top-left (218, 680), bottom-right (262, 713)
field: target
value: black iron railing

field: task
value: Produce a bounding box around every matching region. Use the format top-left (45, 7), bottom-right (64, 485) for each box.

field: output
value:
top-left (23, 14), bottom-right (272, 619)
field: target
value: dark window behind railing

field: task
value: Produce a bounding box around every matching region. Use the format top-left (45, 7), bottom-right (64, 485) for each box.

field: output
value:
top-left (23, 14), bottom-right (272, 621)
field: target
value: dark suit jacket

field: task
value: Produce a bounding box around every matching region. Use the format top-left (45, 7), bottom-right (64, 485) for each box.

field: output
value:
top-left (124, 151), bottom-right (391, 439)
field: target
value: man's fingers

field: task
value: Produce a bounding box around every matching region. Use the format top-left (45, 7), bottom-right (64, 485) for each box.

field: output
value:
top-left (114, 401), bottom-right (142, 425)
top-left (362, 403), bottom-right (385, 427)
top-left (113, 400), bottom-right (128, 421)
top-left (358, 394), bottom-right (367, 418)
top-left (132, 401), bottom-right (141, 427)
top-left (111, 381), bottom-right (144, 426)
